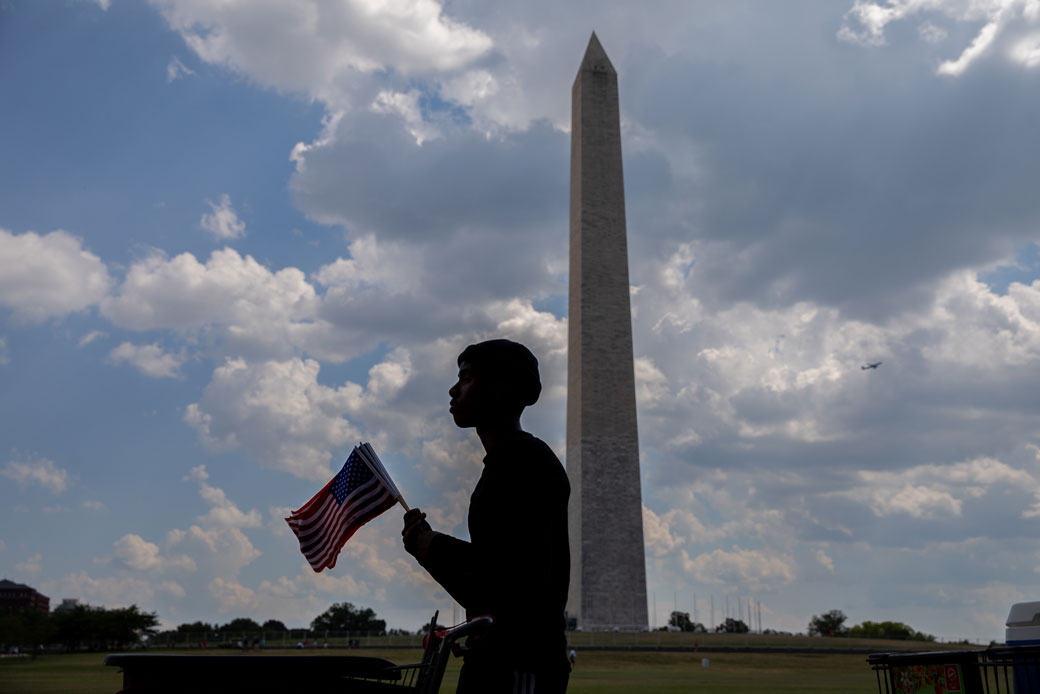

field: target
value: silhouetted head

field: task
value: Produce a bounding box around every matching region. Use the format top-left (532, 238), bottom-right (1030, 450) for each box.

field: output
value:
top-left (449, 339), bottom-right (541, 428)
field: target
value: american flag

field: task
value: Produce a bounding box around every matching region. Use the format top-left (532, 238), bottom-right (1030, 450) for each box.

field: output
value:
top-left (285, 446), bottom-right (399, 572)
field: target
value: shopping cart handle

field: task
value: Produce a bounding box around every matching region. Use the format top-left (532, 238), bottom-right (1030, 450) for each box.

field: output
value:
top-left (439, 615), bottom-right (494, 644)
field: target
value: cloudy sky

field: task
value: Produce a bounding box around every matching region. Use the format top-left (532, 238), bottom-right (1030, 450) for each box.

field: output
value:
top-left (2, 0), bottom-right (1040, 641)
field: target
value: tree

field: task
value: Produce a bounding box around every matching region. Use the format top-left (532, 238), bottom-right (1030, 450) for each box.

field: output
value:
top-left (715, 618), bottom-right (749, 633)
top-left (50, 604), bottom-right (158, 651)
top-left (848, 620), bottom-right (935, 642)
top-left (220, 618), bottom-right (262, 633)
top-left (310, 602), bottom-right (385, 634)
top-left (808, 609), bottom-right (848, 637)
top-left (668, 611), bottom-right (707, 632)
top-left (262, 619), bottom-right (287, 632)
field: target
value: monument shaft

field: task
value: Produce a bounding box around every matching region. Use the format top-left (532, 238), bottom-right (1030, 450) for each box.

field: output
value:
top-left (566, 34), bottom-right (648, 630)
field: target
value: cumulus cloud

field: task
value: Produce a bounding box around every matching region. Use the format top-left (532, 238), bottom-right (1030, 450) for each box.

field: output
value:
top-left (41, 571), bottom-right (185, 607)
top-left (200, 194), bottom-right (246, 240)
top-left (372, 89), bottom-right (442, 145)
top-left (0, 229), bottom-right (111, 322)
top-left (682, 547), bottom-right (796, 592)
top-left (184, 358), bottom-right (363, 480)
top-left (15, 553), bottom-right (42, 575)
top-left (152, 0), bottom-right (492, 110)
top-left (184, 347), bottom-right (420, 480)
top-left (184, 465), bottom-right (262, 529)
top-left (111, 533), bottom-right (196, 572)
top-left (2, 458), bottom-right (69, 493)
top-left (209, 577), bottom-right (256, 614)
top-left (101, 247), bottom-right (319, 359)
top-left (108, 342), bottom-right (186, 378)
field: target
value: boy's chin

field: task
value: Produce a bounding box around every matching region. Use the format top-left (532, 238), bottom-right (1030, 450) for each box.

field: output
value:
top-left (451, 412), bottom-right (473, 428)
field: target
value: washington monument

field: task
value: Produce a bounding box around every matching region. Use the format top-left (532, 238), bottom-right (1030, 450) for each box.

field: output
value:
top-left (566, 33), bottom-right (649, 630)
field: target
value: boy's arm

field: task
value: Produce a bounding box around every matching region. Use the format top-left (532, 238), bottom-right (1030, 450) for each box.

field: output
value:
top-left (402, 509), bottom-right (489, 609)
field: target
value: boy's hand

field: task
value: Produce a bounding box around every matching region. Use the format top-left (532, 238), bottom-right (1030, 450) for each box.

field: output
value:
top-left (402, 508), bottom-right (436, 562)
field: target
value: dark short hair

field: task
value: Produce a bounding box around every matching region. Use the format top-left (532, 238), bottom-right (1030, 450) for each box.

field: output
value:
top-left (457, 339), bottom-right (541, 409)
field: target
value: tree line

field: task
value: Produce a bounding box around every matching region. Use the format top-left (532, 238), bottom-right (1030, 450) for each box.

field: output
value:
top-left (0, 604), bottom-right (158, 652)
top-left (1, 601), bottom-right (396, 652)
top-left (661, 608), bottom-right (936, 642)
top-left (153, 602), bottom-right (393, 645)
top-left (807, 609), bottom-right (935, 641)
top-left (665, 611), bottom-right (750, 633)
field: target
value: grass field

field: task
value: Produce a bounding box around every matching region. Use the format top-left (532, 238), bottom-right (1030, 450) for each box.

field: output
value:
top-left (0, 648), bottom-right (888, 693)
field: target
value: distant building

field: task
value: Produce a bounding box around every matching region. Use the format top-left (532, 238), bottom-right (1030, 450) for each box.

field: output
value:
top-left (0, 578), bottom-right (50, 614)
top-left (53, 598), bottom-right (79, 613)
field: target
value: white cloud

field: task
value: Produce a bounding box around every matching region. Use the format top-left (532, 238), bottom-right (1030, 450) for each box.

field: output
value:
top-left (185, 349), bottom-right (416, 480)
top-left (101, 247), bottom-right (319, 359)
top-left (152, 0), bottom-right (493, 108)
top-left (0, 337), bottom-right (8, 365)
top-left (209, 577), bottom-right (257, 614)
top-left (642, 506), bottom-right (686, 557)
top-left (15, 553), bottom-right (42, 575)
top-left (82, 500), bottom-right (106, 511)
top-left (839, 0), bottom-right (1040, 74)
top-left (185, 358), bottom-right (361, 480)
top-left (314, 235), bottom-right (428, 296)
top-left (78, 330), bottom-right (107, 347)
top-left (200, 194), bottom-right (246, 240)
top-left (815, 548), bottom-right (836, 573)
top-left (839, 457), bottom-right (1036, 520)
top-left (869, 484), bottom-right (964, 519)
top-left (918, 21), bottom-right (948, 44)
top-left (372, 90), bottom-right (441, 145)
top-left (185, 525), bottom-right (262, 575)
top-left (40, 571), bottom-right (185, 607)
top-left (681, 547), bottom-right (796, 592)
top-left (1009, 31), bottom-right (1040, 66)
top-left (108, 342), bottom-right (186, 379)
top-left (185, 465), bottom-right (262, 529)
top-left (166, 55), bottom-right (194, 82)
top-left (2, 458), bottom-right (69, 493)
top-left (112, 533), bottom-right (197, 572)
top-left (0, 229), bottom-right (112, 322)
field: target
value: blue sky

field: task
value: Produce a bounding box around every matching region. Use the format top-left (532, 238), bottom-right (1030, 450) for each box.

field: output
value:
top-left (2, 0), bottom-right (1040, 640)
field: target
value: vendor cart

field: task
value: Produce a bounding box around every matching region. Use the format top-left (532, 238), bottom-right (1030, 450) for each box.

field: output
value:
top-left (105, 613), bottom-right (491, 694)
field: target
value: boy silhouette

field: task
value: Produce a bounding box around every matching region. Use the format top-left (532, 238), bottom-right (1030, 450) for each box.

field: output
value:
top-left (402, 339), bottom-right (570, 693)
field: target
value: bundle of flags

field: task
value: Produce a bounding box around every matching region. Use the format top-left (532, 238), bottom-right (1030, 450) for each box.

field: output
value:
top-left (285, 443), bottom-right (406, 572)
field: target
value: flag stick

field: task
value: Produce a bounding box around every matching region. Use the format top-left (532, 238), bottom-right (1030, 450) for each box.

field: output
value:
top-left (355, 443), bottom-right (409, 512)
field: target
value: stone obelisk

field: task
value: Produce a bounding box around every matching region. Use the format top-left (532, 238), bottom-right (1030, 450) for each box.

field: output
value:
top-left (567, 33), bottom-right (648, 630)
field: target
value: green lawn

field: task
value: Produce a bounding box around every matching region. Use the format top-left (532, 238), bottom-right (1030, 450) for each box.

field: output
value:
top-left (0, 649), bottom-right (884, 693)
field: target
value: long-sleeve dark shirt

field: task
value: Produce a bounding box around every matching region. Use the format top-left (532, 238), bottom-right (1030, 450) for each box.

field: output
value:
top-left (419, 431), bottom-right (570, 673)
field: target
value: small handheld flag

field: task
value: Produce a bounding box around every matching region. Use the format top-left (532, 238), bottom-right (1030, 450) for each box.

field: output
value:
top-left (285, 443), bottom-right (407, 572)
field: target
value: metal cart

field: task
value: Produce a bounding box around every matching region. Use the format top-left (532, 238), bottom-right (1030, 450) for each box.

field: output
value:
top-left (869, 645), bottom-right (1040, 693)
top-left (105, 613), bottom-right (492, 694)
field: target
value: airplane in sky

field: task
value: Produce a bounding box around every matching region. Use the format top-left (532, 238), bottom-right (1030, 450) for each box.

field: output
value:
top-left (861, 362), bottom-right (882, 370)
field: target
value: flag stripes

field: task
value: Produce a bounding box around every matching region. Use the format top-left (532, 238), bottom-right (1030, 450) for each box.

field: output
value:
top-left (285, 445), bottom-right (400, 572)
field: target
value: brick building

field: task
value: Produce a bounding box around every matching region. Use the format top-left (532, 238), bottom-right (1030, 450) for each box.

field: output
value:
top-left (0, 578), bottom-right (50, 615)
